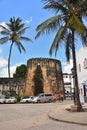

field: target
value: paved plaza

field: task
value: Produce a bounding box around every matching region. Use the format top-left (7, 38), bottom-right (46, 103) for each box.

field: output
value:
top-left (0, 100), bottom-right (87, 130)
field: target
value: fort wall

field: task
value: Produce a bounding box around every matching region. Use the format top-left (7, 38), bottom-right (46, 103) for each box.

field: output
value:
top-left (24, 58), bottom-right (64, 96)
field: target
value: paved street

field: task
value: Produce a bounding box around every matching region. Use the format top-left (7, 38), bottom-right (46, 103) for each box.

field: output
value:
top-left (0, 101), bottom-right (87, 130)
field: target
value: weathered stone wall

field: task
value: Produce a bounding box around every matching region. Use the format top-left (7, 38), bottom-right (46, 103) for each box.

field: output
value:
top-left (24, 58), bottom-right (64, 96)
top-left (0, 78), bottom-right (25, 96)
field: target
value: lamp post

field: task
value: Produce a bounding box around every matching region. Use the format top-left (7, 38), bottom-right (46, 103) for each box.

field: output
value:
top-left (71, 68), bottom-right (75, 104)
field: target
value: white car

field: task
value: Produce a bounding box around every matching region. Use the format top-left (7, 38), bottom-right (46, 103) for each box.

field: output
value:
top-left (20, 96), bottom-right (34, 103)
top-left (32, 93), bottom-right (52, 103)
top-left (5, 97), bottom-right (17, 104)
top-left (0, 96), bottom-right (6, 103)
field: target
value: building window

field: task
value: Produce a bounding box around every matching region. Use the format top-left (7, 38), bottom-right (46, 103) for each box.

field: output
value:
top-left (83, 58), bottom-right (87, 69)
top-left (79, 64), bottom-right (81, 72)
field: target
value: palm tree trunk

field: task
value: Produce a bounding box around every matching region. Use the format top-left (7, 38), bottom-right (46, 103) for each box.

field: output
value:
top-left (72, 29), bottom-right (83, 111)
top-left (8, 42), bottom-right (13, 95)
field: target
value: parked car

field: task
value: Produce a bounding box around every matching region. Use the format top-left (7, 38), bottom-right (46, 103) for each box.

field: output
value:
top-left (20, 96), bottom-right (34, 103)
top-left (32, 93), bottom-right (52, 103)
top-left (0, 96), bottom-right (6, 104)
top-left (5, 97), bottom-right (17, 104)
top-left (65, 93), bottom-right (71, 97)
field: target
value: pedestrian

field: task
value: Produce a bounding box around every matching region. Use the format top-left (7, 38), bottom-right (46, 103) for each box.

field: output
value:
top-left (52, 95), bottom-right (57, 103)
top-left (58, 94), bottom-right (61, 102)
top-left (61, 94), bottom-right (64, 101)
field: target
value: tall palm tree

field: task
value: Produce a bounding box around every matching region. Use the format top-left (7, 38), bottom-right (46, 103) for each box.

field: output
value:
top-left (0, 17), bottom-right (32, 95)
top-left (35, 0), bottom-right (87, 111)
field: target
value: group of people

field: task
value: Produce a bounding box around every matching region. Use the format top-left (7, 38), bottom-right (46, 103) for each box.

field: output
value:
top-left (52, 94), bottom-right (64, 103)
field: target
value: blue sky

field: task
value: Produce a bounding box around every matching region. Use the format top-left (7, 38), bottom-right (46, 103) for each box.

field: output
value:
top-left (0, 0), bottom-right (82, 77)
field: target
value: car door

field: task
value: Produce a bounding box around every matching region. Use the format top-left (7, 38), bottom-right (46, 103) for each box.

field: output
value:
top-left (45, 94), bottom-right (52, 102)
top-left (39, 94), bottom-right (45, 103)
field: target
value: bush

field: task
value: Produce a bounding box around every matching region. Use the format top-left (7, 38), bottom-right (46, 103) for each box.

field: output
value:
top-left (14, 95), bottom-right (21, 102)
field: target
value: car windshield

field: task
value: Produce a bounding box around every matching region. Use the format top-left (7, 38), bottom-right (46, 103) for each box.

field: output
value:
top-left (9, 97), bottom-right (15, 99)
top-left (30, 96), bottom-right (33, 99)
top-left (0, 96), bottom-right (5, 99)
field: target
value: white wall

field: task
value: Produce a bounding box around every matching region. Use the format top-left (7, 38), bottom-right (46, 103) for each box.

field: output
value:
top-left (76, 46), bottom-right (87, 96)
top-left (76, 46), bottom-right (87, 85)
top-left (63, 74), bottom-right (71, 83)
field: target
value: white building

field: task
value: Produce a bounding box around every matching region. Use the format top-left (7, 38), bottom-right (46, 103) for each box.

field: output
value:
top-left (63, 73), bottom-right (72, 95)
top-left (63, 46), bottom-right (87, 102)
top-left (76, 46), bottom-right (87, 97)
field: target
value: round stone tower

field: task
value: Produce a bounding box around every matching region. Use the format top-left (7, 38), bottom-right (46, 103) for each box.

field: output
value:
top-left (24, 58), bottom-right (64, 96)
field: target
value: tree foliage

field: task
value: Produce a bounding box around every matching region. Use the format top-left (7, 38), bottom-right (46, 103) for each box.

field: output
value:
top-left (13, 64), bottom-right (27, 78)
top-left (35, 0), bottom-right (87, 60)
top-left (0, 17), bottom-right (32, 78)
top-left (33, 65), bottom-right (44, 96)
top-left (35, 0), bottom-right (87, 111)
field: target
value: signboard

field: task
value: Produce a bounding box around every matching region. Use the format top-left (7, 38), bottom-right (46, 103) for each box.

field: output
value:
top-left (79, 94), bottom-right (85, 104)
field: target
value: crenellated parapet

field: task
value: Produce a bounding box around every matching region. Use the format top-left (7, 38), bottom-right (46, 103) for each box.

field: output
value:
top-left (27, 58), bottom-right (61, 68)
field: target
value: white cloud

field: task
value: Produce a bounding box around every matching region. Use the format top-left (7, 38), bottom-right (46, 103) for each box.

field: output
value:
top-left (61, 62), bottom-right (67, 66)
top-left (0, 48), bottom-right (22, 77)
top-left (0, 57), bottom-right (7, 67)
top-left (25, 17), bottom-right (32, 24)
top-left (0, 22), bottom-right (6, 26)
top-left (63, 59), bottom-right (73, 74)
top-left (0, 48), bottom-right (7, 67)
top-left (0, 22), bottom-right (8, 31)
top-left (0, 67), bottom-right (8, 77)
top-left (0, 63), bottom-right (21, 77)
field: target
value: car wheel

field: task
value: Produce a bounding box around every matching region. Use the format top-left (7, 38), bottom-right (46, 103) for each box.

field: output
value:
top-left (26, 100), bottom-right (29, 103)
top-left (49, 99), bottom-right (52, 103)
top-left (37, 100), bottom-right (40, 103)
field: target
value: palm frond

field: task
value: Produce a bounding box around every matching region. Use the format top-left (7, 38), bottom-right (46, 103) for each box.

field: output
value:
top-left (15, 17), bottom-right (22, 27)
top-left (17, 27), bottom-right (30, 35)
top-left (81, 30), bottom-right (87, 46)
top-left (20, 36), bottom-right (32, 42)
top-left (0, 24), bottom-right (10, 32)
top-left (17, 23), bottom-right (25, 31)
top-left (0, 37), bottom-right (9, 44)
top-left (64, 0), bottom-right (80, 5)
top-left (0, 30), bottom-right (10, 35)
top-left (43, 0), bottom-right (68, 14)
top-left (65, 32), bottom-right (72, 62)
top-left (80, 0), bottom-right (87, 16)
top-left (7, 17), bottom-right (25, 32)
top-left (7, 17), bottom-right (16, 31)
top-left (49, 26), bottom-right (66, 56)
top-left (15, 41), bottom-right (26, 53)
top-left (35, 15), bottom-right (62, 39)
top-left (67, 14), bottom-right (85, 34)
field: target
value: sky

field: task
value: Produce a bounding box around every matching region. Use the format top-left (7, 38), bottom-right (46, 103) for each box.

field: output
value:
top-left (0, 0), bottom-right (83, 77)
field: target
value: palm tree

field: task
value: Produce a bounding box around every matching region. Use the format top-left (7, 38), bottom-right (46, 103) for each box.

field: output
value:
top-left (35, 0), bottom-right (87, 111)
top-left (0, 17), bottom-right (32, 95)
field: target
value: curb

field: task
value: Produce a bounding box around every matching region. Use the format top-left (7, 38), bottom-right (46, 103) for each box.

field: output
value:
top-left (48, 101), bottom-right (87, 126)
top-left (48, 113), bottom-right (87, 126)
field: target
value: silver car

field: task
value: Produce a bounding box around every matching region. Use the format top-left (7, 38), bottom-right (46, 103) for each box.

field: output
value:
top-left (32, 93), bottom-right (52, 103)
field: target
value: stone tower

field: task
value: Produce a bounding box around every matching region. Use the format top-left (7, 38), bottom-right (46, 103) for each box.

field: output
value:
top-left (24, 58), bottom-right (64, 96)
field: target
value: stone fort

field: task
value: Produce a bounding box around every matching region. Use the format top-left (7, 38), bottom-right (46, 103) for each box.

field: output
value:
top-left (24, 58), bottom-right (64, 96)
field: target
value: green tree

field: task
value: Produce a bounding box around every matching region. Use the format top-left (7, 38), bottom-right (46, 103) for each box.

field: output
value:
top-left (0, 17), bottom-right (32, 95)
top-left (33, 65), bottom-right (44, 96)
top-left (35, 0), bottom-right (87, 111)
top-left (13, 64), bottom-right (27, 78)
